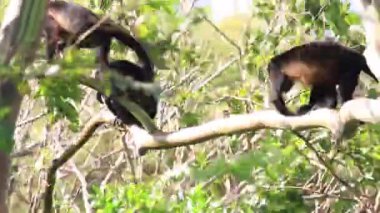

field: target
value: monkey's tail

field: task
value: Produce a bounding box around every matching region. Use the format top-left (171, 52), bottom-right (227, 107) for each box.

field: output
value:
top-left (104, 24), bottom-right (154, 77)
top-left (361, 58), bottom-right (379, 83)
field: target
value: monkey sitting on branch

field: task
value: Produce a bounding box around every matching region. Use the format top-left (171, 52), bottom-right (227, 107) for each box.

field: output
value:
top-left (267, 41), bottom-right (378, 116)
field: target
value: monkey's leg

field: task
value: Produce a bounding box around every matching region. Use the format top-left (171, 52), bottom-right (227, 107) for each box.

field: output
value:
top-left (96, 38), bottom-right (111, 65)
top-left (104, 98), bottom-right (128, 126)
top-left (56, 40), bottom-right (67, 58)
top-left (269, 71), bottom-right (294, 115)
top-left (297, 86), bottom-right (337, 115)
top-left (95, 39), bottom-right (111, 86)
top-left (296, 88), bottom-right (318, 115)
top-left (45, 29), bottom-right (61, 61)
top-left (338, 71), bottom-right (359, 104)
top-left (338, 72), bottom-right (366, 125)
top-left (312, 86), bottom-right (337, 110)
top-left (311, 86), bottom-right (337, 110)
top-left (96, 92), bottom-right (105, 103)
top-left (94, 66), bottom-right (107, 104)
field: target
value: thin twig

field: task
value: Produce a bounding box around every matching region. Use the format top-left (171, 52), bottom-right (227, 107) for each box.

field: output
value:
top-left (303, 193), bottom-right (355, 201)
top-left (100, 152), bottom-right (125, 189)
top-left (202, 16), bottom-right (242, 56)
top-left (192, 56), bottom-right (239, 91)
top-left (122, 132), bottom-right (137, 184)
top-left (69, 161), bottom-right (93, 213)
top-left (162, 66), bottom-right (200, 94)
top-left (15, 112), bottom-right (47, 127)
top-left (10, 142), bottom-right (43, 158)
top-left (291, 131), bottom-right (360, 198)
top-left (375, 189), bottom-right (380, 212)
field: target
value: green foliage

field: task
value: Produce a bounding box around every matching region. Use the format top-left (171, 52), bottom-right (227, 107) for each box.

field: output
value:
top-left (11, 0), bottom-right (380, 212)
top-left (35, 76), bottom-right (82, 130)
top-left (259, 189), bottom-right (310, 212)
top-left (85, 0), bottom-right (378, 211)
top-left (0, 107), bottom-right (10, 120)
top-left (91, 184), bottom-right (167, 212)
top-left (91, 183), bottom-right (215, 212)
top-left (34, 49), bottom-right (96, 129)
top-left (180, 111), bottom-right (200, 127)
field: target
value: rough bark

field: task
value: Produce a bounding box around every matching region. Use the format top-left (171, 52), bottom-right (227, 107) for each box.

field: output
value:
top-left (0, 0), bottom-right (47, 212)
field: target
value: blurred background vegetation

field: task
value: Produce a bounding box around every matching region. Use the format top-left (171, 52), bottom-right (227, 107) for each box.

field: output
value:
top-left (4, 0), bottom-right (380, 212)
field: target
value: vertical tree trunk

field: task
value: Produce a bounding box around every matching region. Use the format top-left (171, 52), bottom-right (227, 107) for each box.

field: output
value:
top-left (0, 0), bottom-right (48, 212)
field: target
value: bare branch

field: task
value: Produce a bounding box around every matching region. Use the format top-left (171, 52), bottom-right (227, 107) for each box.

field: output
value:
top-left (192, 56), bottom-right (239, 91)
top-left (69, 162), bottom-right (93, 213)
top-left (15, 111), bottom-right (47, 127)
top-left (43, 110), bottom-right (116, 213)
top-left (202, 16), bottom-right (242, 56)
top-left (126, 98), bottom-right (380, 154)
top-left (291, 131), bottom-right (358, 197)
top-left (100, 153), bottom-right (125, 189)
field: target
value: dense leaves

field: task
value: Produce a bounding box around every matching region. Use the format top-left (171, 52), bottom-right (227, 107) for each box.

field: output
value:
top-left (9, 0), bottom-right (380, 212)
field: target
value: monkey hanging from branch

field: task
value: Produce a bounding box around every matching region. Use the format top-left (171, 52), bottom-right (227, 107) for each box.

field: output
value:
top-left (43, 0), bottom-right (153, 74)
top-left (267, 41), bottom-right (378, 116)
top-left (43, 1), bottom-right (158, 127)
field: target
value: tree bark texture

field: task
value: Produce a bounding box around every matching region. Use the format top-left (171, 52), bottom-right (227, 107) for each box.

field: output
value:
top-left (0, 0), bottom-right (48, 212)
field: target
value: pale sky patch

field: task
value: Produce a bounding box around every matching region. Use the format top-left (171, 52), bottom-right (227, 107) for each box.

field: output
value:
top-left (196, 0), bottom-right (361, 22)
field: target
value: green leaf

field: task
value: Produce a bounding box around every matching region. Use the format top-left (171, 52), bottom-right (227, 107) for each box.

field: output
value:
top-left (180, 111), bottom-right (200, 127)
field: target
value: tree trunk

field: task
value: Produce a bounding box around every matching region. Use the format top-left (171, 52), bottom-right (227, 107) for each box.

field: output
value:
top-left (0, 0), bottom-right (48, 212)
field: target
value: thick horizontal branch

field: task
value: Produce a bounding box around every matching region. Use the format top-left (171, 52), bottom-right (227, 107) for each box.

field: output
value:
top-left (127, 98), bottom-right (380, 154)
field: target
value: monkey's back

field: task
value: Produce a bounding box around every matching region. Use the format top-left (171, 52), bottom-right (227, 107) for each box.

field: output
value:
top-left (48, 0), bottom-right (114, 48)
top-left (270, 41), bottom-right (365, 86)
top-left (48, 1), bottom-right (98, 34)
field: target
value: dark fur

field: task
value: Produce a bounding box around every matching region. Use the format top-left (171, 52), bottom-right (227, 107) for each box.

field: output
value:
top-left (268, 41), bottom-right (378, 116)
top-left (44, 0), bottom-right (153, 73)
top-left (96, 60), bottom-right (157, 126)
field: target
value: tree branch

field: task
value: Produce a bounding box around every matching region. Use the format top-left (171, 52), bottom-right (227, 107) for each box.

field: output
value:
top-left (291, 131), bottom-right (358, 197)
top-left (43, 110), bottom-right (116, 213)
top-left (125, 98), bottom-right (380, 154)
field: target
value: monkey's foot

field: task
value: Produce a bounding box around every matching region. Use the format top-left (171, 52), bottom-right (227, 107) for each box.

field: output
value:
top-left (96, 92), bottom-right (106, 103)
top-left (296, 105), bottom-right (313, 115)
top-left (113, 118), bottom-right (125, 128)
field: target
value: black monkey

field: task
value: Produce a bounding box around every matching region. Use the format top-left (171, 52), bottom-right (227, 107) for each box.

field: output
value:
top-left (268, 41), bottom-right (378, 116)
top-left (96, 60), bottom-right (157, 127)
top-left (44, 0), bottom-right (153, 73)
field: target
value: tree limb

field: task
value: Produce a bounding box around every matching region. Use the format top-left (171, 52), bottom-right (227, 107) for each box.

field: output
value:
top-left (125, 98), bottom-right (380, 154)
top-left (43, 110), bottom-right (116, 213)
